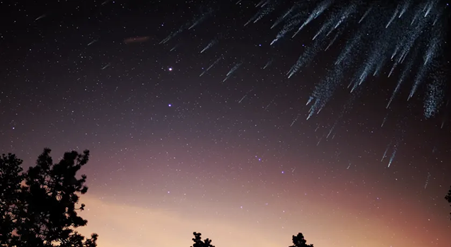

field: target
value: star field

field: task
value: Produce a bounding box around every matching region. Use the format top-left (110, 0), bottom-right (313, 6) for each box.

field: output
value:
top-left (0, 0), bottom-right (450, 247)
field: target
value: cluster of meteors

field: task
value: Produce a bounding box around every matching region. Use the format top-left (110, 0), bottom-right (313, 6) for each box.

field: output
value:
top-left (151, 0), bottom-right (450, 169)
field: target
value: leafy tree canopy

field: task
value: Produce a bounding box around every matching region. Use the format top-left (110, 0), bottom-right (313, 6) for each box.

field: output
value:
top-left (0, 148), bottom-right (97, 247)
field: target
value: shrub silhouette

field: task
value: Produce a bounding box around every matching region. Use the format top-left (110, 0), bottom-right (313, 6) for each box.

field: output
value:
top-left (187, 231), bottom-right (314, 247)
top-left (0, 148), bottom-right (97, 246)
top-left (191, 232), bottom-right (214, 247)
top-left (290, 233), bottom-right (314, 247)
top-left (446, 186), bottom-right (451, 219)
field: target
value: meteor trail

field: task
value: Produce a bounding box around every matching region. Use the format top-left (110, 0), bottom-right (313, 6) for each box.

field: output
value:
top-left (200, 39), bottom-right (217, 53)
top-left (199, 56), bottom-right (223, 77)
top-left (101, 63), bottom-right (111, 70)
top-left (35, 14), bottom-right (47, 21)
top-left (87, 40), bottom-right (98, 46)
top-left (223, 62), bottom-right (243, 82)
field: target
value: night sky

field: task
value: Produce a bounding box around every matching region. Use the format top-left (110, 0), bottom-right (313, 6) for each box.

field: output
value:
top-left (1, 0), bottom-right (451, 246)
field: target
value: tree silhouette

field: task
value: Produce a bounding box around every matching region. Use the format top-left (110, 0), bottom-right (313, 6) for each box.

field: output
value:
top-left (290, 233), bottom-right (314, 247)
top-left (0, 148), bottom-right (97, 247)
top-left (446, 186), bottom-right (451, 219)
top-left (191, 232), bottom-right (215, 247)
top-left (0, 153), bottom-right (24, 245)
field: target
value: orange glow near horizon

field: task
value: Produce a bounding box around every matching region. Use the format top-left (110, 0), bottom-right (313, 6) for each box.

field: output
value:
top-left (76, 170), bottom-right (451, 247)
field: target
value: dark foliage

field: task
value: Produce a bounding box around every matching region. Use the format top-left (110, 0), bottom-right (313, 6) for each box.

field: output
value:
top-left (191, 232), bottom-right (215, 247)
top-left (0, 153), bottom-right (24, 245)
top-left (446, 186), bottom-right (451, 219)
top-left (0, 148), bottom-right (97, 247)
top-left (290, 233), bottom-right (314, 247)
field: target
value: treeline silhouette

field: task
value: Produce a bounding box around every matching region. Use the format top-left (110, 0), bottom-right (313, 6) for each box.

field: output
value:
top-left (1, 149), bottom-right (451, 246)
top-left (190, 232), bottom-right (314, 247)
